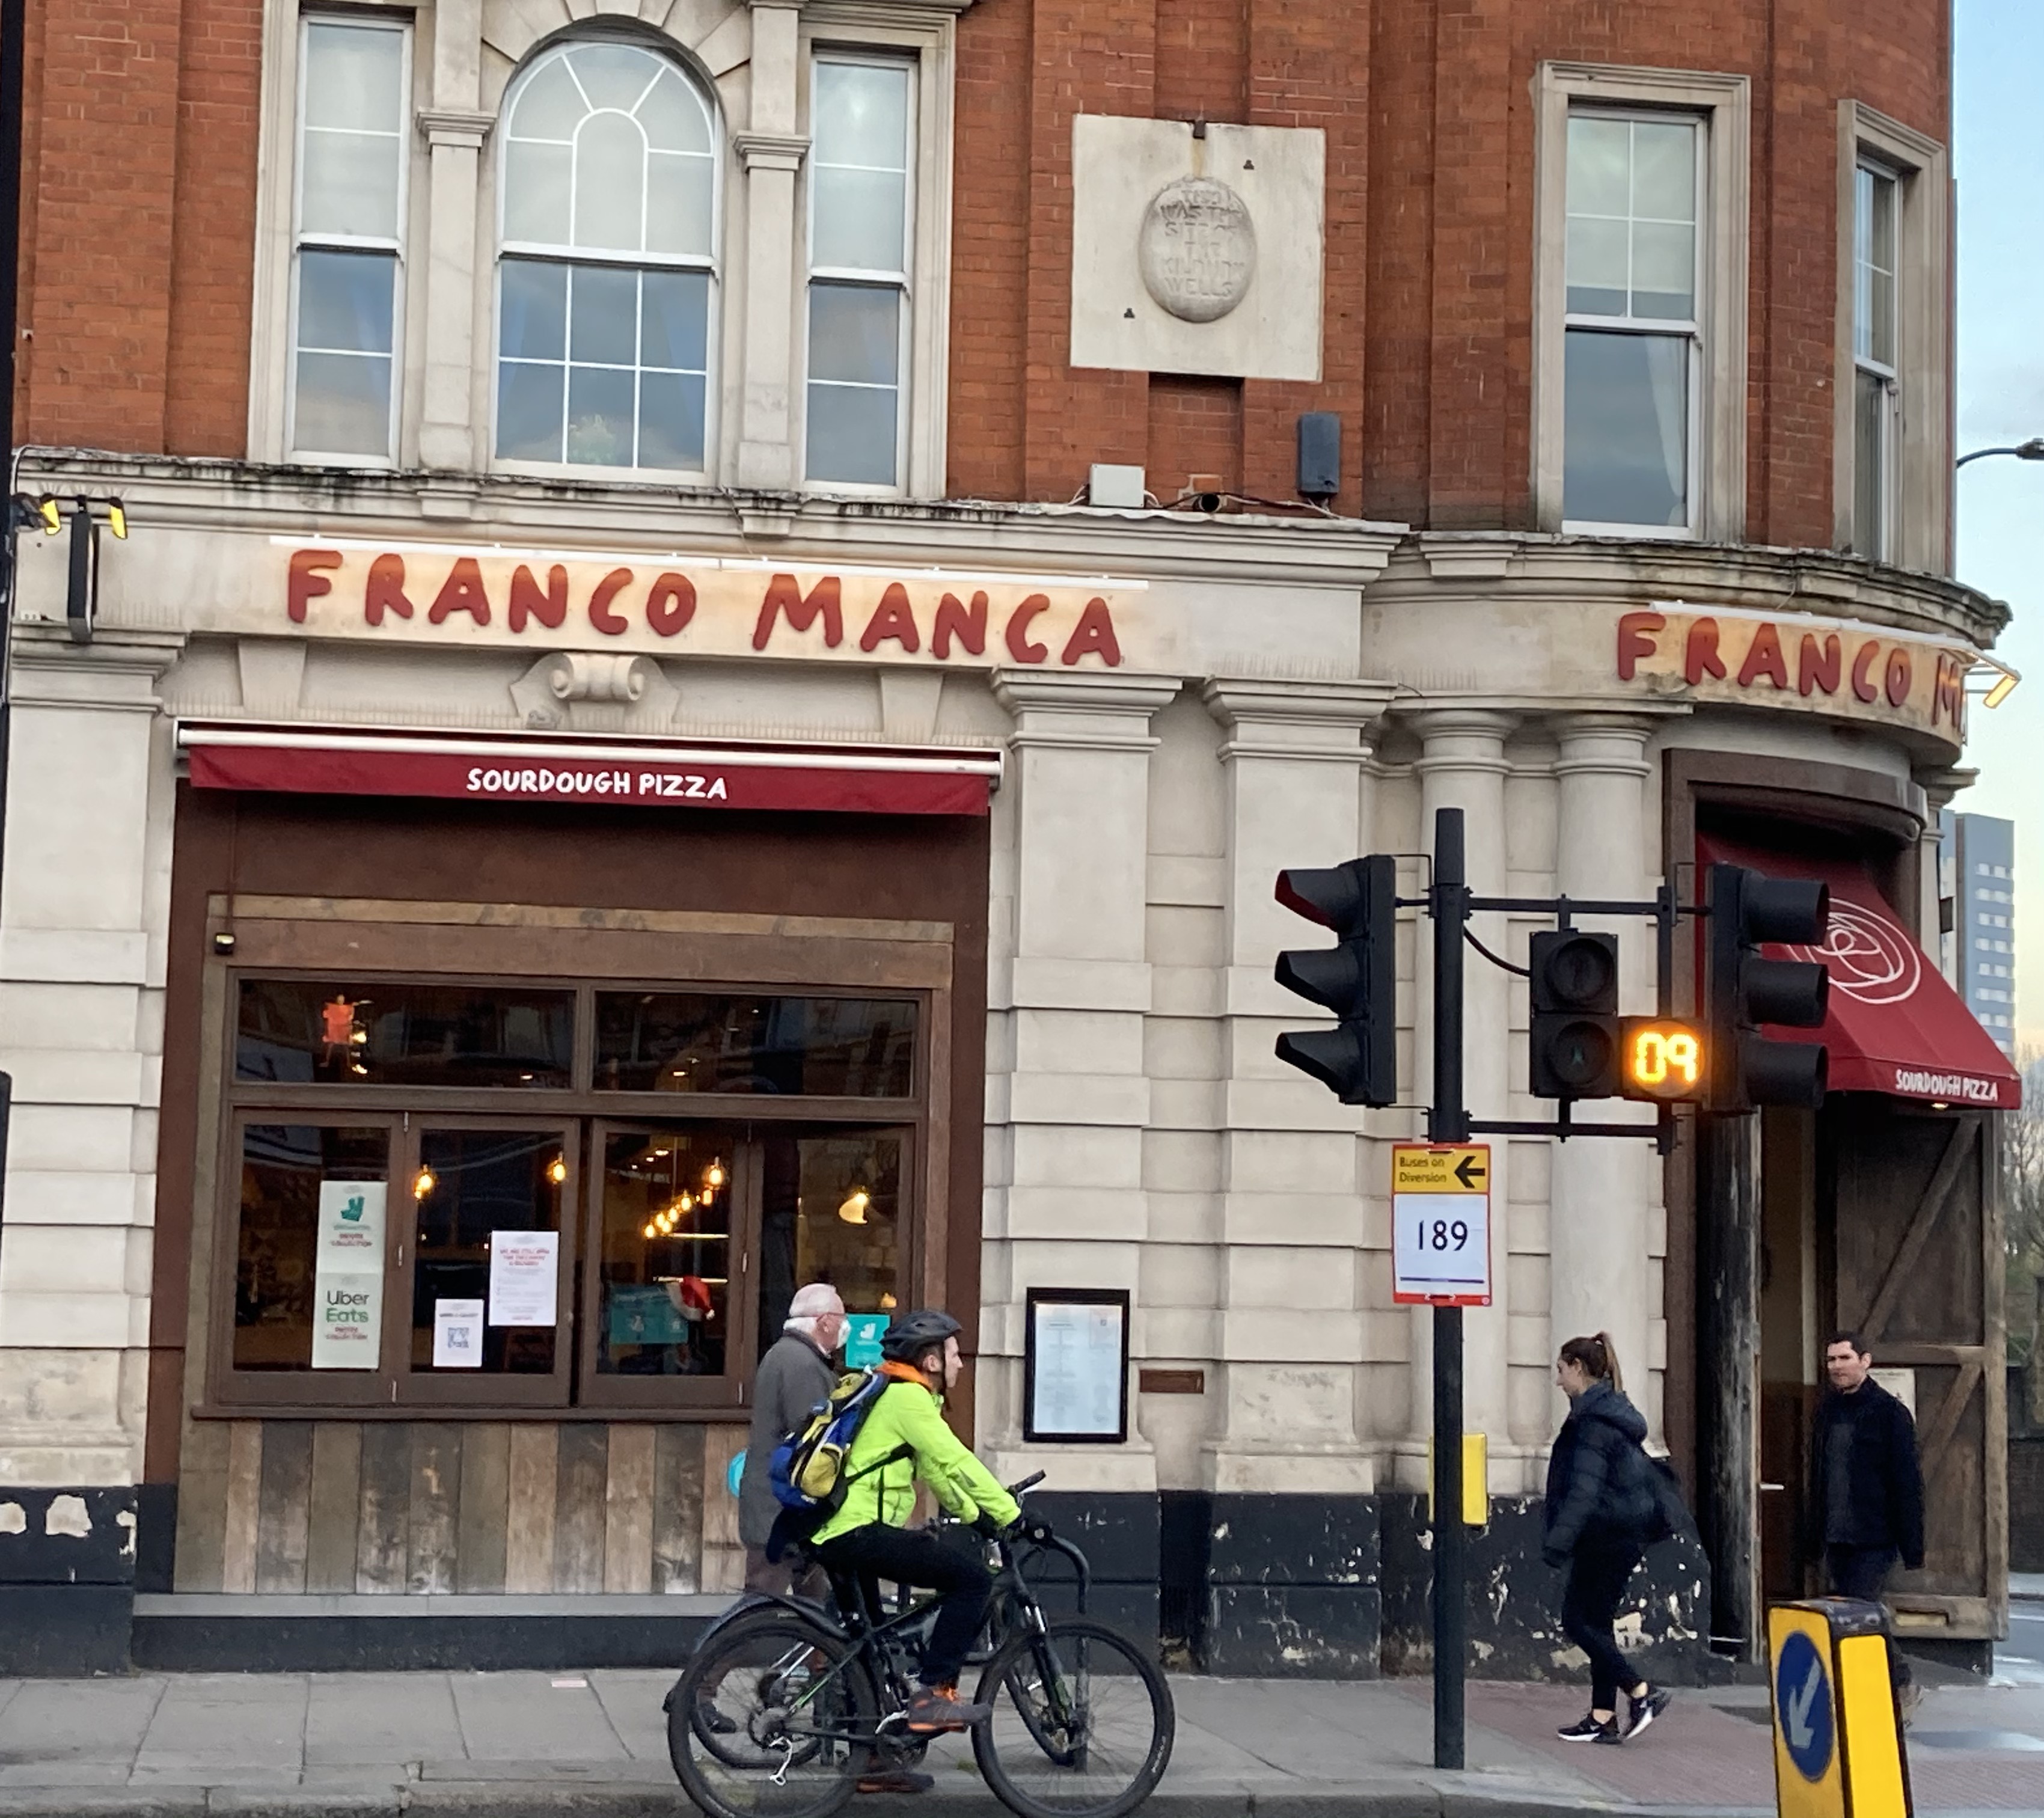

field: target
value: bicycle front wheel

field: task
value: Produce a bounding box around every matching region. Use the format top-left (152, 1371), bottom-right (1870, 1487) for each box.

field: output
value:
top-left (670, 1612), bottom-right (873, 1818)
top-left (971, 1617), bottom-right (1175, 1818)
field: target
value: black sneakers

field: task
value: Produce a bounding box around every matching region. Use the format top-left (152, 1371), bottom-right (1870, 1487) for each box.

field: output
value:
top-left (1626, 1686), bottom-right (1674, 1739)
top-left (1556, 1713), bottom-right (1621, 1743)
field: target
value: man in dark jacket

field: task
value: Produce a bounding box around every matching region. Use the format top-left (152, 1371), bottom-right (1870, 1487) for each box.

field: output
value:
top-left (738, 1282), bottom-right (844, 1594)
top-left (1806, 1330), bottom-right (1924, 1692)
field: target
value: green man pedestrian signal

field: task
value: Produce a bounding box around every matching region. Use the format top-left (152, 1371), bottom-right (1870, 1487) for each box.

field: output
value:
top-left (1704, 863), bottom-right (1830, 1110)
top-left (1273, 855), bottom-right (1398, 1106)
top-left (1528, 930), bottom-right (1623, 1101)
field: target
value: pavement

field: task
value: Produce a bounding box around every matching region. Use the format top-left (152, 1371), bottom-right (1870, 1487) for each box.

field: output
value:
top-left (0, 1601), bottom-right (2039, 1818)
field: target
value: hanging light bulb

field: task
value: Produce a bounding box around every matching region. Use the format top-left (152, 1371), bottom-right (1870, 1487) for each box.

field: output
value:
top-left (547, 1156), bottom-right (568, 1186)
top-left (837, 1188), bottom-right (871, 1226)
top-left (642, 1221), bottom-right (659, 1240)
top-left (677, 1192), bottom-right (694, 1214)
top-left (706, 1161), bottom-right (727, 1189)
top-left (700, 1186), bottom-right (714, 1207)
top-left (412, 1168), bottom-right (436, 1201)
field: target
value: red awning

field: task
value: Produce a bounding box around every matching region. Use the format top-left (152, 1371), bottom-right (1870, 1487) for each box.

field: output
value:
top-left (177, 722), bottom-right (1001, 817)
top-left (1700, 836), bottom-right (2021, 1110)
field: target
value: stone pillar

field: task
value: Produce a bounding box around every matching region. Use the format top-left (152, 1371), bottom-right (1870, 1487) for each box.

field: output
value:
top-left (1915, 767), bottom-right (1973, 984)
top-left (1196, 678), bottom-right (1395, 1494)
top-left (1547, 715), bottom-right (1657, 1425)
top-left (1189, 677), bottom-right (1394, 1678)
top-left (1408, 710), bottom-right (1516, 1475)
top-left (416, 0), bottom-right (491, 473)
top-left (982, 670), bottom-right (1179, 1491)
top-left (733, 1), bottom-right (807, 489)
top-left (0, 628), bottom-right (183, 1486)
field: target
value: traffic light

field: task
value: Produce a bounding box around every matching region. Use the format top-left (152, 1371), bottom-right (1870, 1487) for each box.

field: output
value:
top-left (1273, 854), bottom-right (1398, 1106)
top-left (1528, 930), bottom-right (1621, 1100)
top-left (1704, 862), bottom-right (1830, 1110)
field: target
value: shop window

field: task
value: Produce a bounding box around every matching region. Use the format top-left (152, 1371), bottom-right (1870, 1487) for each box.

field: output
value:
top-left (593, 991), bottom-right (916, 1095)
top-left (213, 975), bottom-right (923, 1413)
top-left (1534, 64), bottom-right (1749, 540)
top-left (804, 56), bottom-right (914, 489)
top-left (237, 979), bottom-right (574, 1088)
top-left (495, 40), bottom-right (720, 474)
top-left (407, 1127), bottom-right (569, 1385)
top-left (595, 1127), bottom-right (738, 1380)
top-left (289, 17), bottom-right (409, 461)
top-left (235, 1123), bottom-right (390, 1372)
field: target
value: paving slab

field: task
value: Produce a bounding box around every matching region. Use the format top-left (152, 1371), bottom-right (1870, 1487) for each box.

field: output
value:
top-left (304, 1674), bottom-right (463, 1765)
top-left (131, 1676), bottom-right (307, 1778)
top-left (587, 1669), bottom-right (679, 1762)
top-left (446, 1673), bottom-right (631, 1763)
top-left (0, 1677), bottom-right (164, 1768)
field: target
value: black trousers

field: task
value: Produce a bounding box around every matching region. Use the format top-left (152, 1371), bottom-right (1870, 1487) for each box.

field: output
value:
top-left (1825, 1543), bottom-right (1910, 1688)
top-left (1559, 1541), bottom-right (1646, 1712)
top-left (815, 1523), bottom-right (993, 1690)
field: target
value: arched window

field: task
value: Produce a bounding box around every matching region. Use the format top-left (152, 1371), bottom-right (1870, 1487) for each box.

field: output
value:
top-left (495, 40), bottom-right (717, 473)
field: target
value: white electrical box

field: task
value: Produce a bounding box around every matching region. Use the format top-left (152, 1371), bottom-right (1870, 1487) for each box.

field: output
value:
top-left (1088, 464), bottom-right (1147, 509)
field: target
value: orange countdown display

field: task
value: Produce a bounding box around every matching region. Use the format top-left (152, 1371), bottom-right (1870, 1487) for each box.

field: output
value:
top-left (1619, 1018), bottom-right (1707, 1103)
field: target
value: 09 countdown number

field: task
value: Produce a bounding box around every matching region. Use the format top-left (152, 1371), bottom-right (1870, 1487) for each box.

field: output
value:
top-left (1619, 1017), bottom-right (1708, 1104)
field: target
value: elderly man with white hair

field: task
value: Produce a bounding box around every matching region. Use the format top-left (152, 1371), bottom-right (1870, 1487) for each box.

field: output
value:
top-left (738, 1282), bottom-right (846, 1594)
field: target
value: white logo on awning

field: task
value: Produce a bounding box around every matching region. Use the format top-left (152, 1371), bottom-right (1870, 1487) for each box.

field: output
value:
top-left (1786, 900), bottom-right (1921, 1005)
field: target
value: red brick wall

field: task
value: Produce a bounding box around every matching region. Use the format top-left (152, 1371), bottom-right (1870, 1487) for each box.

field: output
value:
top-left (949, 0), bottom-right (1953, 540)
top-left (14, 0), bottom-right (260, 454)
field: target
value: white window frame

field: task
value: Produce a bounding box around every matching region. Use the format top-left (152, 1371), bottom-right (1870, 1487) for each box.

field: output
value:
top-left (1533, 63), bottom-right (1749, 542)
top-left (1834, 102), bottom-right (1951, 573)
top-left (799, 49), bottom-right (917, 495)
top-left (488, 37), bottom-right (724, 485)
top-left (1849, 159), bottom-right (1901, 561)
top-left (797, 10), bottom-right (956, 499)
top-left (249, 0), bottom-right (421, 467)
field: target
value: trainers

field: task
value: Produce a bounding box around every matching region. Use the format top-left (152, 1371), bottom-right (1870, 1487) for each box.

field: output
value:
top-left (694, 1698), bottom-right (739, 1737)
top-left (1557, 1713), bottom-right (1621, 1743)
top-left (857, 1769), bottom-right (935, 1795)
top-left (1625, 1686), bottom-right (1672, 1740)
top-left (905, 1684), bottom-right (994, 1733)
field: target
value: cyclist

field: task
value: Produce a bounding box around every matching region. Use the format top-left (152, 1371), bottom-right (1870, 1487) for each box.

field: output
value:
top-left (807, 1308), bottom-right (1021, 1735)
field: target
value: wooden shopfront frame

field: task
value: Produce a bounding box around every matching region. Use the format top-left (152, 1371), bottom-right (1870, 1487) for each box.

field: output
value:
top-left (190, 898), bottom-right (956, 1424)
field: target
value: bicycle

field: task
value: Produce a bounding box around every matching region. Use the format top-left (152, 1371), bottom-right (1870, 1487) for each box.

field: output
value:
top-left (666, 1473), bottom-right (1175, 1818)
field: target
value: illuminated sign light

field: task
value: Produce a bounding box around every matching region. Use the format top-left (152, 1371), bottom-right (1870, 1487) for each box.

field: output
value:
top-left (1620, 1018), bottom-right (1707, 1103)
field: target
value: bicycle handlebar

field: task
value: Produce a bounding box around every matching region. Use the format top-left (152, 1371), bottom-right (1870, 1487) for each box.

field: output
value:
top-left (1007, 1471), bottom-right (1047, 1496)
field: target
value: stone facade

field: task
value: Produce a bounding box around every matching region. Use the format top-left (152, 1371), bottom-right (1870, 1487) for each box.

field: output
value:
top-left (0, 0), bottom-right (2009, 1675)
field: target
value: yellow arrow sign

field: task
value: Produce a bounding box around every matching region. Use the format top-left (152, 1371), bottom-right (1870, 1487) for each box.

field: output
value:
top-left (1392, 1144), bottom-right (1491, 1195)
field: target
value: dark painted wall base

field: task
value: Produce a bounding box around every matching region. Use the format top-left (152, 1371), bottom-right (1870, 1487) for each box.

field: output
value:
top-left (132, 1611), bottom-right (715, 1673)
top-left (1379, 1493), bottom-right (1734, 1688)
top-left (0, 1486), bottom-right (139, 1676)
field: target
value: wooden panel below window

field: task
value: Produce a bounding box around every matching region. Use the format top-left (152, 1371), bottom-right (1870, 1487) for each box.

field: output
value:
top-left (173, 1419), bottom-right (741, 1596)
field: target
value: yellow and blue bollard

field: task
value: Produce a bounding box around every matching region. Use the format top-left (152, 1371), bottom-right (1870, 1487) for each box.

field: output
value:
top-left (1767, 1599), bottom-right (1912, 1818)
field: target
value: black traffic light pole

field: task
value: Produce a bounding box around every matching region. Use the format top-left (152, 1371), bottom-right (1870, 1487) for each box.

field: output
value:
top-left (1428, 807), bottom-right (1470, 1770)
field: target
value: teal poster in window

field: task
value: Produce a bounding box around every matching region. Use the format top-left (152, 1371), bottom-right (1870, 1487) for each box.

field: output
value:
top-left (843, 1312), bottom-right (888, 1369)
top-left (608, 1284), bottom-right (691, 1347)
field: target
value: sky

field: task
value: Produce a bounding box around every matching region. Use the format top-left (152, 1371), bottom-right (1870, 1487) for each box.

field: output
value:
top-left (1953, 0), bottom-right (2044, 1050)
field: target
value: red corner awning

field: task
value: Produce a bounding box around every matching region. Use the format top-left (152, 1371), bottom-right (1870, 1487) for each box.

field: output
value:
top-left (177, 723), bottom-right (1001, 817)
top-left (1700, 836), bottom-right (2020, 1110)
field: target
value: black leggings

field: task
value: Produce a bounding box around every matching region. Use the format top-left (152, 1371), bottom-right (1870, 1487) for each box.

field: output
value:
top-left (815, 1523), bottom-right (993, 1689)
top-left (1560, 1541), bottom-right (1646, 1712)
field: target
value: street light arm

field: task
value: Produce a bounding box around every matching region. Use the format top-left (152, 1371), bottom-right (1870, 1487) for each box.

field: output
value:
top-left (1956, 438), bottom-right (2044, 468)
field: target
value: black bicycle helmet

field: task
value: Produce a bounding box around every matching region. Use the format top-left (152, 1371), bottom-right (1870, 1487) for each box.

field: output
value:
top-left (880, 1308), bottom-right (962, 1366)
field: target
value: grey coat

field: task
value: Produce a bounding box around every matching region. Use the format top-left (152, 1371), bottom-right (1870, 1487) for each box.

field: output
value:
top-left (738, 1332), bottom-right (839, 1547)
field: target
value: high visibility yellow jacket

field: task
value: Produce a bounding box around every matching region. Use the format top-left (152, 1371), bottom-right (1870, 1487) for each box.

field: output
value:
top-left (810, 1364), bottom-right (1020, 1544)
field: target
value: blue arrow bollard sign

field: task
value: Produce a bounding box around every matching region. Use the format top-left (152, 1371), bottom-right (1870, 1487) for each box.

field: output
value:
top-left (1775, 1629), bottom-right (1836, 1783)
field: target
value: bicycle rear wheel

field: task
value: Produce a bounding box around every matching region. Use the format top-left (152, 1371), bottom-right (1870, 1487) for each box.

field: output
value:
top-left (670, 1612), bottom-right (872, 1818)
top-left (971, 1617), bottom-right (1174, 1818)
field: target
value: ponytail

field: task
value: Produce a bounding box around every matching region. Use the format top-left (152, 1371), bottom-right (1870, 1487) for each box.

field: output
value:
top-left (1559, 1331), bottom-right (1624, 1392)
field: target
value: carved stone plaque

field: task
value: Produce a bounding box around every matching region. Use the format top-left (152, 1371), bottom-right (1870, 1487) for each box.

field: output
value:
top-left (1137, 177), bottom-right (1256, 323)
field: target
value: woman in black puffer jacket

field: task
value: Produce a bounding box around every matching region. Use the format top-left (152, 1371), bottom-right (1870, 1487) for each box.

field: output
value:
top-left (1543, 1332), bottom-right (1672, 1745)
